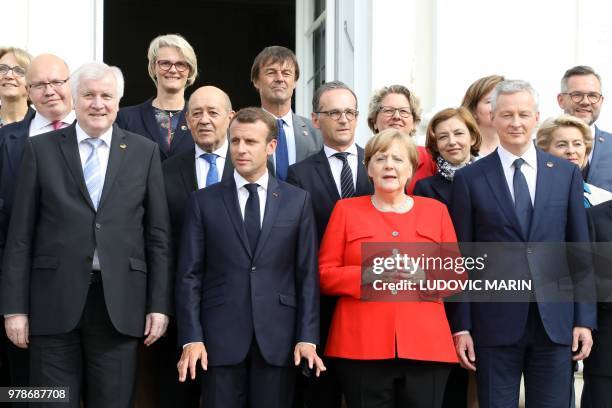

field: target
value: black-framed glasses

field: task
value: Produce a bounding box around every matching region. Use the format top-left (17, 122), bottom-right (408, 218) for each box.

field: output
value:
top-left (379, 106), bottom-right (413, 118)
top-left (561, 91), bottom-right (603, 104)
top-left (316, 109), bottom-right (358, 121)
top-left (156, 60), bottom-right (190, 73)
top-left (28, 79), bottom-right (69, 91)
top-left (0, 64), bottom-right (26, 77)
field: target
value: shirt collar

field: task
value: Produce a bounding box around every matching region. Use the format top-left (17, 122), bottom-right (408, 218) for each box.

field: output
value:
top-left (497, 141), bottom-right (537, 171)
top-left (75, 122), bottom-right (113, 147)
top-left (324, 142), bottom-right (358, 159)
top-left (194, 138), bottom-right (228, 159)
top-left (262, 107), bottom-right (293, 130)
top-left (31, 110), bottom-right (76, 131)
top-left (234, 169), bottom-right (269, 192)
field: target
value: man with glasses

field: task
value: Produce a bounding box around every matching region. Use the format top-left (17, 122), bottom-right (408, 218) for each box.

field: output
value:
top-left (287, 81), bottom-right (373, 408)
top-left (0, 53), bottom-right (74, 391)
top-left (251, 46), bottom-right (322, 180)
top-left (557, 65), bottom-right (612, 191)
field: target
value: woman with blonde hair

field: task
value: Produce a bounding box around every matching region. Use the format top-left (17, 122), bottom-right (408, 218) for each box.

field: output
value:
top-left (117, 34), bottom-right (198, 160)
top-left (0, 47), bottom-right (33, 127)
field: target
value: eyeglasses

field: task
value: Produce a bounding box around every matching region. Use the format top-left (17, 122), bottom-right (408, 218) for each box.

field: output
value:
top-left (316, 109), bottom-right (358, 121)
top-left (156, 60), bottom-right (190, 73)
top-left (379, 106), bottom-right (413, 118)
top-left (0, 64), bottom-right (26, 77)
top-left (561, 91), bottom-right (603, 104)
top-left (28, 79), bottom-right (69, 91)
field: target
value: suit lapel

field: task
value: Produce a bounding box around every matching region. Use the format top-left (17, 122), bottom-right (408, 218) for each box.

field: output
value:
top-left (254, 177), bottom-right (280, 260)
top-left (5, 115), bottom-right (34, 175)
top-left (98, 125), bottom-right (128, 210)
top-left (142, 99), bottom-right (163, 147)
top-left (221, 178), bottom-right (252, 257)
top-left (314, 149), bottom-right (341, 201)
top-left (58, 125), bottom-right (96, 210)
top-left (180, 148), bottom-right (198, 192)
top-left (292, 113), bottom-right (309, 161)
top-left (356, 146), bottom-right (373, 195)
top-left (221, 144), bottom-right (234, 181)
top-left (589, 126), bottom-right (606, 173)
top-left (529, 150), bottom-right (553, 239)
top-left (482, 151), bottom-right (524, 238)
top-left (168, 109), bottom-right (190, 154)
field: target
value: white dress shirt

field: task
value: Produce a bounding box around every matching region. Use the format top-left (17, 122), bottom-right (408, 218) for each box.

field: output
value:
top-left (324, 143), bottom-right (358, 196)
top-left (234, 170), bottom-right (268, 227)
top-left (76, 123), bottom-right (113, 271)
top-left (497, 143), bottom-right (537, 205)
top-left (263, 109), bottom-right (297, 166)
top-left (195, 139), bottom-right (228, 189)
top-left (29, 111), bottom-right (76, 136)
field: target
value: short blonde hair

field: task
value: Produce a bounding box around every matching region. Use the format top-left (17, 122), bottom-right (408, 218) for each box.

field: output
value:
top-left (0, 47), bottom-right (32, 71)
top-left (536, 114), bottom-right (593, 157)
top-left (364, 129), bottom-right (419, 183)
top-left (367, 85), bottom-right (422, 135)
top-left (147, 34), bottom-right (198, 87)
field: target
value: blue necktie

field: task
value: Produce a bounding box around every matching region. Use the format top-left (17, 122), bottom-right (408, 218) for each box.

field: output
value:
top-left (333, 152), bottom-right (355, 198)
top-left (275, 119), bottom-right (289, 180)
top-left (83, 138), bottom-right (103, 210)
top-left (513, 158), bottom-right (533, 239)
top-left (244, 183), bottom-right (261, 253)
top-left (201, 153), bottom-right (219, 187)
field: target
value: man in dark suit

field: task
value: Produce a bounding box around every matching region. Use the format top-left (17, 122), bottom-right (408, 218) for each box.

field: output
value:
top-left (0, 53), bottom-right (75, 390)
top-left (158, 86), bottom-right (234, 408)
top-left (176, 107), bottom-right (325, 408)
top-left (451, 80), bottom-right (597, 407)
top-left (558, 65), bottom-right (612, 191)
top-left (582, 203), bottom-right (612, 407)
top-left (251, 46), bottom-right (322, 180)
top-left (287, 80), bottom-right (372, 408)
top-left (0, 62), bottom-right (171, 408)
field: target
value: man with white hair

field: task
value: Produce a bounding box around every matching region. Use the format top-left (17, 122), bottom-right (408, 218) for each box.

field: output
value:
top-left (0, 62), bottom-right (171, 408)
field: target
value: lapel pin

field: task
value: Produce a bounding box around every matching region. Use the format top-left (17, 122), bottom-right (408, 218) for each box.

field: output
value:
top-left (599, 137), bottom-right (604, 143)
top-left (119, 143), bottom-right (127, 149)
top-left (181, 125), bottom-right (188, 131)
top-left (272, 192), bottom-right (279, 198)
top-left (546, 161), bottom-right (554, 168)
top-left (303, 130), bottom-right (308, 136)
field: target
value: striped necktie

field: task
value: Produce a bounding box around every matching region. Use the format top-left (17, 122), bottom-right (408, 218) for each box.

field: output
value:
top-left (333, 152), bottom-right (355, 198)
top-left (83, 138), bottom-right (103, 210)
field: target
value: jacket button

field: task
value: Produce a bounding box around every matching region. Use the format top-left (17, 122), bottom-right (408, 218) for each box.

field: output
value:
top-left (251, 266), bottom-right (256, 272)
top-left (95, 223), bottom-right (101, 229)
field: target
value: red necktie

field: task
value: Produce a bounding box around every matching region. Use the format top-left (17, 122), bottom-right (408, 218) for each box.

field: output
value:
top-left (52, 121), bottom-right (63, 130)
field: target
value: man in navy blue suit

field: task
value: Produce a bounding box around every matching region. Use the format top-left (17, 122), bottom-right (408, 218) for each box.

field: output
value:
top-left (558, 65), bottom-right (612, 191)
top-left (175, 107), bottom-right (325, 407)
top-left (451, 80), bottom-right (597, 407)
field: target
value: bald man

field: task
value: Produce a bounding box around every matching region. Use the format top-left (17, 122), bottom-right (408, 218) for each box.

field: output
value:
top-left (159, 86), bottom-right (235, 407)
top-left (0, 53), bottom-right (75, 389)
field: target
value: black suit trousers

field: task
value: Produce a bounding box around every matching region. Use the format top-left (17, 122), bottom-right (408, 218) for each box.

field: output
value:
top-left (29, 281), bottom-right (138, 408)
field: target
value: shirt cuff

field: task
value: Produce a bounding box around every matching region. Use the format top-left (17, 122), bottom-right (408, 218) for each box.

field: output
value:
top-left (297, 342), bottom-right (316, 350)
top-left (182, 341), bottom-right (204, 349)
top-left (4, 314), bottom-right (27, 318)
top-left (452, 330), bottom-right (470, 337)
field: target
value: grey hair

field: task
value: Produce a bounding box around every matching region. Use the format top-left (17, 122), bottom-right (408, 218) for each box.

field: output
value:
top-left (560, 65), bottom-right (601, 92)
top-left (490, 80), bottom-right (539, 113)
top-left (70, 62), bottom-right (124, 102)
top-left (312, 80), bottom-right (358, 113)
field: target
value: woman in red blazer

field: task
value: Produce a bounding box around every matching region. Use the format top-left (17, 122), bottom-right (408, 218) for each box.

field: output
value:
top-left (319, 128), bottom-right (459, 408)
top-left (367, 84), bottom-right (436, 194)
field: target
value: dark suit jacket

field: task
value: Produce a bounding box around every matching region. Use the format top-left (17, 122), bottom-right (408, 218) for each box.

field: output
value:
top-left (450, 148), bottom-right (596, 346)
top-left (116, 98), bottom-right (194, 161)
top-left (586, 126), bottom-right (612, 192)
top-left (176, 176), bottom-right (319, 367)
top-left (0, 124), bottom-right (171, 338)
top-left (413, 173), bottom-right (452, 207)
top-left (268, 113), bottom-right (322, 175)
top-left (286, 146), bottom-right (373, 242)
top-left (0, 108), bottom-right (36, 261)
top-left (585, 202), bottom-right (612, 376)
top-left (162, 146), bottom-right (233, 256)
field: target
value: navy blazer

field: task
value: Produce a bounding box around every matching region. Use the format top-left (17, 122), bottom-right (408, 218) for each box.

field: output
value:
top-left (0, 108), bottom-right (36, 259)
top-left (116, 98), bottom-right (194, 161)
top-left (413, 173), bottom-right (452, 207)
top-left (286, 146), bottom-right (373, 242)
top-left (175, 176), bottom-right (319, 367)
top-left (450, 148), bottom-right (596, 346)
top-left (586, 126), bottom-right (612, 192)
